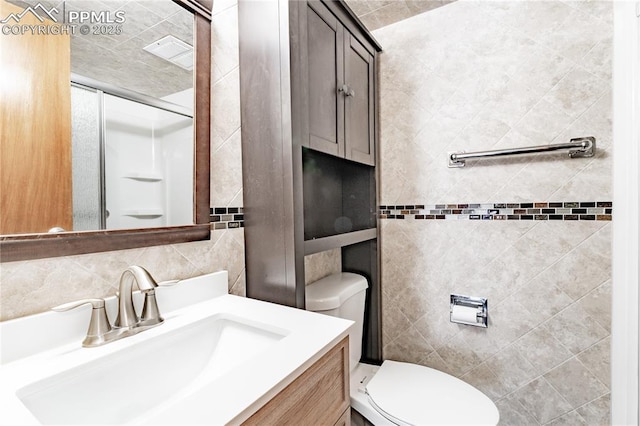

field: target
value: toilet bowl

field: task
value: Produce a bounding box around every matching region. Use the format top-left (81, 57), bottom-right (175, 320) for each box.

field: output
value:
top-left (306, 273), bottom-right (499, 426)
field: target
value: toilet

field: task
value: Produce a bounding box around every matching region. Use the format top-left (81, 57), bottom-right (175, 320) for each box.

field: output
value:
top-left (306, 272), bottom-right (499, 426)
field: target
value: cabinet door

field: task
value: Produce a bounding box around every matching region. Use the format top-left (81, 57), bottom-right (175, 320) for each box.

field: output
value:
top-left (0, 0), bottom-right (72, 234)
top-left (344, 33), bottom-right (375, 166)
top-left (306, 1), bottom-right (344, 158)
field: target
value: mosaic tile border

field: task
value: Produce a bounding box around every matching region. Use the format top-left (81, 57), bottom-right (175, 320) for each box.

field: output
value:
top-left (379, 202), bottom-right (613, 221)
top-left (210, 207), bottom-right (244, 230)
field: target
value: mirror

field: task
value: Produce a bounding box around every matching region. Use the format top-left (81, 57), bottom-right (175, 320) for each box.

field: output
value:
top-left (0, 0), bottom-right (212, 262)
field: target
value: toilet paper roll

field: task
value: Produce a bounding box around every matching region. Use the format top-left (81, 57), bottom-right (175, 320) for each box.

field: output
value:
top-left (451, 305), bottom-right (478, 324)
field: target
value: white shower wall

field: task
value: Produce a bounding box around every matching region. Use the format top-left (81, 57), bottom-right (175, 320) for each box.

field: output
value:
top-left (104, 94), bottom-right (193, 229)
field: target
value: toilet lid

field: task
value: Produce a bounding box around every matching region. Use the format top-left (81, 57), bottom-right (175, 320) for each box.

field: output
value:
top-left (365, 361), bottom-right (499, 425)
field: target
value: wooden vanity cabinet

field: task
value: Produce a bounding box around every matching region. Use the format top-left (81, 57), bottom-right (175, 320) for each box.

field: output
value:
top-left (305, 1), bottom-right (376, 166)
top-left (243, 337), bottom-right (350, 426)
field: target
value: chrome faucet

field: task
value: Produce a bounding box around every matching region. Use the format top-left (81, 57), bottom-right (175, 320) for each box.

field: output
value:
top-left (53, 266), bottom-right (173, 348)
top-left (114, 265), bottom-right (162, 329)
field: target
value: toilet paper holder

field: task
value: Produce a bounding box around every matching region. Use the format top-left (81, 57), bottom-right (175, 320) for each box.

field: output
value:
top-left (450, 294), bottom-right (488, 328)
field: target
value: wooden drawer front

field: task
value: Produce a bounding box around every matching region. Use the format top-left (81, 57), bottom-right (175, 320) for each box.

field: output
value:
top-left (243, 337), bottom-right (349, 426)
top-left (334, 407), bottom-right (351, 426)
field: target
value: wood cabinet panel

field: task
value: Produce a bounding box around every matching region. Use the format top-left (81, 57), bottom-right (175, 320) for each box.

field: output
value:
top-left (307, 2), bottom-right (344, 157)
top-left (243, 337), bottom-right (349, 426)
top-left (0, 0), bottom-right (72, 234)
top-left (344, 33), bottom-right (375, 166)
top-left (335, 407), bottom-right (351, 426)
top-left (305, 1), bottom-right (376, 166)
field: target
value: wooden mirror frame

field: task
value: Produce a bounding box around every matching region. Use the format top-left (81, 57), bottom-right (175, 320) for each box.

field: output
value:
top-left (0, 0), bottom-right (213, 263)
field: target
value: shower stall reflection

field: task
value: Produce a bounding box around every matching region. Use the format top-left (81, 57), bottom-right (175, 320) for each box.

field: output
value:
top-left (71, 80), bottom-right (193, 231)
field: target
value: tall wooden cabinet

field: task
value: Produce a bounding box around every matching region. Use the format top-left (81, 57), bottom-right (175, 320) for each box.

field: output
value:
top-left (239, 0), bottom-right (382, 362)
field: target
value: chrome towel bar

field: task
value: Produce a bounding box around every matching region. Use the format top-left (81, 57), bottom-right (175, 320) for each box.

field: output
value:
top-left (448, 136), bottom-right (596, 168)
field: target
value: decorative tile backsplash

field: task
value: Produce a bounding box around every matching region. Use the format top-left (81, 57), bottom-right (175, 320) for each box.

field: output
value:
top-left (210, 207), bottom-right (244, 230)
top-left (380, 202), bottom-right (612, 221)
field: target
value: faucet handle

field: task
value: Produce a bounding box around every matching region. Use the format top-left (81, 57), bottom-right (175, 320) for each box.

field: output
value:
top-left (53, 298), bottom-right (105, 311)
top-left (139, 289), bottom-right (165, 327)
top-left (52, 299), bottom-right (113, 347)
top-left (139, 279), bottom-right (179, 326)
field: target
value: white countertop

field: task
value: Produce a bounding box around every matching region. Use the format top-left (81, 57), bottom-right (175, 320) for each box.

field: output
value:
top-left (0, 271), bottom-right (352, 425)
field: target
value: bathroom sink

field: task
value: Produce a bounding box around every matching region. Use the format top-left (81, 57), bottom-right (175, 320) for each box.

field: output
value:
top-left (0, 271), bottom-right (352, 425)
top-left (16, 315), bottom-right (285, 425)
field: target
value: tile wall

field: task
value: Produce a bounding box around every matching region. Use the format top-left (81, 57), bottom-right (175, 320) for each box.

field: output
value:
top-left (0, 0), bottom-right (245, 321)
top-left (304, 248), bottom-right (342, 285)
top-left (345, 0), bottom-right (455, 31)
top-left (373, 1), bottom-right (612, 424)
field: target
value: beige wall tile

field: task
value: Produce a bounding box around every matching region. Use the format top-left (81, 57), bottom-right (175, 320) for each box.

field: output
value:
top-left (575, 393), bottom-right (610, 426)
top-left (576, 337), bottom-right (611, 389)
top-left (545, 410), bottom-right (587, 426)
top-left (210, 129), bottom-right (243, 206)
top-left (461, 363), bottom-right (510, 400)
top-left (511, 282), bottom-right (572, 323)
top-left (538, 7), bottom-right (610, 63)
top-left (304, 248), bottom-right (342, 285)
top-left (435, 333), bottom-right (483, 377)
top-left (581, 37), bottom-right (612, 82)
top-left (512, 99), bottom-right (573, 146)
top-left (485, 345), bottom-right (539, 394)
top-left (413, 308), bottom-right (461, 351)
top-left (405, 0), bottom-right (445, 15)
top-left (542, 67), bottom-right (608, 119)
top-left (0, 230), bottom-right (243, 321)
top-left (513, 377), bottom-right (574, 424)
top-left (544, 357), bottom-right (608, 408)
top-left (533, 228), bottom-right (611, 301)
top-left (555, 90), bottom-right (612, 150)
top-left (381, 302), bottom-right (413, 345)
top-left (383, 325), bottom-right (435, 364)
top-left (418, 350), bottom-right (450, 371)
top-left (495, 393), bottom-right (539, 426)
top-left (211, 3), bottom-right (239, 79)
top-left (544, 303), bottom-right (609, 355)
top-left (578, 280), bottom-right (612, 333)
top-left (344, 0), bottom-right (374, 17)
top-left (513, 327), bottom-right (573, 375)
top-left (211, 70), bottom-right (241, 151)
top-left (369, 2), bottom-right (414, 29)
top-left (230, 271), bottom-right (246, 297)
top-left (509, 48), bottom-right (574, 98)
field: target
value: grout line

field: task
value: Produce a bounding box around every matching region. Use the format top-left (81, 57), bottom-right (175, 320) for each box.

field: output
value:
top-left (213, 126), bottom-right (241, 153)
top-left (212, 65), bottom-right (239, 86)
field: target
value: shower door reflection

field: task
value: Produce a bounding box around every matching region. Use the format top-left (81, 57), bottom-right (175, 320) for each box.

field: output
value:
top-left (71, 83), bottom-right (193, 231)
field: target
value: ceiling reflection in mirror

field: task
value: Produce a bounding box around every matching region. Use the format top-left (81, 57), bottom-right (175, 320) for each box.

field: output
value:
top-left (1, 0), bottom-right (195, 234)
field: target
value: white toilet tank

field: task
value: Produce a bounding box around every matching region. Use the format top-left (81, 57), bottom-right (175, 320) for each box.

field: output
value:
top-left (306, 272), bottom-right (368, 371)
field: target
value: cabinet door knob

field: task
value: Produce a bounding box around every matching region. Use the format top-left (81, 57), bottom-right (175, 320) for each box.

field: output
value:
top-left (338, 84), bottom-right (355, 97)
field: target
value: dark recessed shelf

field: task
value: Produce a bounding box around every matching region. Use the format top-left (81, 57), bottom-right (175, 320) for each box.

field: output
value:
top-left (303, 148), bottom-right (376, 240)
top-left (304, 228), bottom-right (376, 255)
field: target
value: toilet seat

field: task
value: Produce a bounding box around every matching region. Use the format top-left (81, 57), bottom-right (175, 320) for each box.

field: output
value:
top-left (364, 361), bottom-right (499, 425)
